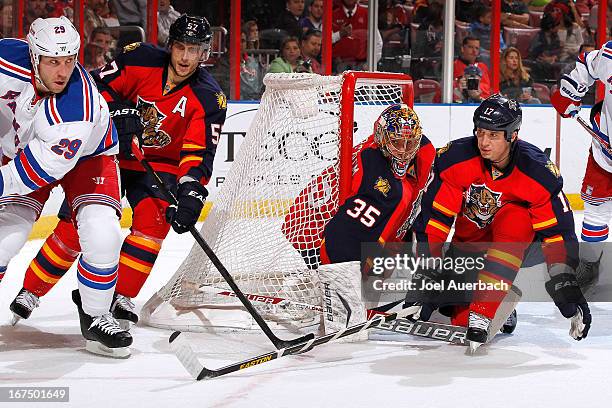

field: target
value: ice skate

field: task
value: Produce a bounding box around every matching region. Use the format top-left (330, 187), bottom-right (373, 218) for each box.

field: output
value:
top-left (9, 288), bottom-right (40, 326)
top-left (500, 309), bottom-right (517, 334)
top-left (72, 290), bottom-right (132, 358)
top-left (467, 311), bottom-right (491, 354)
top-left (111, 293), bottom-right (138, 330)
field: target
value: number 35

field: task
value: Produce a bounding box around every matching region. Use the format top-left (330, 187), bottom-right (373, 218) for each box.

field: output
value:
top-left (346, 198), bottom-right (381, 227)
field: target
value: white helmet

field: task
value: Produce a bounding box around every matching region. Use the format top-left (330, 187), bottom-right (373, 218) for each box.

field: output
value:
top-left (27, 16), bottom-right (80, 89)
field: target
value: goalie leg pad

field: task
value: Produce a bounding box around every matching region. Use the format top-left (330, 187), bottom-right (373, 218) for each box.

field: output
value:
top-left (318, 261), bottom-right (367, 342)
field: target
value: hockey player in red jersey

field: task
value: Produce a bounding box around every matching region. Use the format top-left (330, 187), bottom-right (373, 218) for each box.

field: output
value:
top-left (409, 94), bottom-right (591, 351)
top-left (9, 15), bottom-right (227, 329)
top-left (282, 104), bottom-right (435, 267)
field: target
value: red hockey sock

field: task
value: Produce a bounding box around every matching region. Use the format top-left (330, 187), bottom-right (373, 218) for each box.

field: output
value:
top-left (116, 234), bottom-right (161, 298)
top-left (24, 228), bottom-right (79, 297)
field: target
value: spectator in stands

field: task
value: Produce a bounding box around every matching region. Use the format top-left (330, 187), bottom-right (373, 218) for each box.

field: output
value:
top-left (243, 20), bottom-right (260, 50)
top-left (241, 31), bottom-right (265, 100)
top-left (500, 47), bottom-right (542, 104)
top-left (269, 36), bottom-right (312, 73)
top-left (91, 27), bottom-right (113, 51)
top-left (111, 0), bottom-right (146, 27)
top-left (0, 0), bottom-right (13, 38)
top-left (158, 0), bottom-right (180, 46)
top-left (412, 0), bottom-right (431, 25)
top-left (453, 36), bottom-right (491, 103)
top-left (301, 29), bottom-right (324, 74)
top-left (545, 0), bottom-right (584, 28)
top-left (99, 1), bottom-right (119, 27)
top-left (411, 0), bottom-right (443, 78)
top-left (587, 1), bottom-right (612, 38)
top-left (379, 0), bottom-right (409, 44)
top-left (529, 11), bottom-right (563, 80)
top-left (456, 0), bottom-right (483, 24)
top-left (300, 0), bottom-right (324, 32)
top-left (332, 0), bottom-right (369, 71)
top-left (501, 0), bottom-right (531, 28)
top-left (469, 4), bottom-right (506, 65)
top-left (85, 0), bottom-right (109, 43)
top-left (525, 0), bottom-right (552, 12)
top-left (559, 42), bottom-right (596, 104)
top-left (84, 43), bottom-right (107, 71)
top-left (25, 0), bottom-right (48, 29)
top-left (46, 1), bottom-right (73, 18)
top-left (277, 0), bottom-right (306, 39)
top-left (550, 1), bottom-right (584, 61)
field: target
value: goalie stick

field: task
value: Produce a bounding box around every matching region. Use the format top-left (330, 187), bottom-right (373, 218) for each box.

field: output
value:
top-left (169, 306), bottom-right (419, 380)
top-left (130, 139), bottom-right (314, 349)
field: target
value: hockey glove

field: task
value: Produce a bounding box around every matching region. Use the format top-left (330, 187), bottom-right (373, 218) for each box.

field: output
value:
top-left (404, 267), bottom-right (444, 322)
top-left (165, 179), bottom-right (208, 234)
top-left (545, 272), bottom-right (592, 341)
top-left (109, 101), bottom-right (144, 159)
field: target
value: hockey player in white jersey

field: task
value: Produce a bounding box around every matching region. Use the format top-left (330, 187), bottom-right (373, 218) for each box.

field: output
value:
top-left (0, 17), bottom-right (131, 357)
top-left (551, 42), bottom-right (612, 288)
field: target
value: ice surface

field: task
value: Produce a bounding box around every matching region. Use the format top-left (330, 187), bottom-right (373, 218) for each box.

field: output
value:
top-left (0, 213), bottom-right (611, 407)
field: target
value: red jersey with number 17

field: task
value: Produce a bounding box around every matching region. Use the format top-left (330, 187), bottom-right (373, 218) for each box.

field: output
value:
top-left (92, 42), bottom-right (227, 184)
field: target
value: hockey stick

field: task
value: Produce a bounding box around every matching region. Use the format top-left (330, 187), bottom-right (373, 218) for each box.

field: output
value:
top-left (374, 317), bottom-right (467, 345)
top-left (195, 285), bottom-right (404, 316)
top-left (169, 305), bottom-right (419, 380)
top-left (130, 139), bottom-right (315, 349)
top-left (576, 116), bottom-right (612, 154)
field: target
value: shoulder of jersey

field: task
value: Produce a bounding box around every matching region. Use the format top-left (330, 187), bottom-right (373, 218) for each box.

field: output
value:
top-left (190, 68), bottom-right (227, 111)
top-left (44, 63), bottom-right (99, 126)
top-left (602, 41), bottom-right (612, 58)
top-left (434, 136), bottom-right (479, 172)
top-left (119, 42), bottom-right (169, 68)
top-left (0, 38), bottom-right (33, 82)
top-left (420, 134), bottom-right (433, 148)
top-left (514, 139), bottom-right (563, 192)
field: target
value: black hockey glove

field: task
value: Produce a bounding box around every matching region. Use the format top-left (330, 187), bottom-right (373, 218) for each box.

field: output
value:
top-left (108, 101), bottom-right (143, 160)
top-left (403, 267), bottom-right (444, 322)
top-left (545, 272), bottom-right (592, 341)
top-left (165, 179), bottom-right (208, 234)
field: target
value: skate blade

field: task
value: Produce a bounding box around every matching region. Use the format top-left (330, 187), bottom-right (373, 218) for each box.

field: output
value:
top-left (466, 341), bottom-right (484, 355)
top-left (85, 340), bottom-right (131, 359)
top-left (10, 313), bottom-right (21, 326)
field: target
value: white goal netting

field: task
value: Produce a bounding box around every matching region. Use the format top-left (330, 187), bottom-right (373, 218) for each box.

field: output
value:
top-left (142, 72), bottom-right (412, 333)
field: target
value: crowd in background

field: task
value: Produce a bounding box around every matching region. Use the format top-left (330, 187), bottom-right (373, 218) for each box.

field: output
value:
top-left (1, 0), bottom-right (609, 102)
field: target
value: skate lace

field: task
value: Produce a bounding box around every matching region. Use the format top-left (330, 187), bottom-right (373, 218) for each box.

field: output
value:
top-left (114, 295), bottom-right (135, 312)
top-left (16, 289), bottom-right (40, 310)
top-left (90, 314), bottom-right (124, 335)
top-left (469, 312), bottom-right (491, 331)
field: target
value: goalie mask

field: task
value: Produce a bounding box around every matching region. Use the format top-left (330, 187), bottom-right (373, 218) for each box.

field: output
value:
top-left (27, 16), bottom-right (80, 92)
top-left (374, 104), bottom-right (423, 177)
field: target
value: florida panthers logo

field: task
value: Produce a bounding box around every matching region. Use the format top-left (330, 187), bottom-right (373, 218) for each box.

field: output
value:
top-left (463, 184), bottom-right (503, 228)
top-left (136, 96), bottom-right (171, 148)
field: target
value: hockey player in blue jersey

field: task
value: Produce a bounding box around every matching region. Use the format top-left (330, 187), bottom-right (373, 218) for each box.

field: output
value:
top-left (0, 17), bottom-right (131, 358)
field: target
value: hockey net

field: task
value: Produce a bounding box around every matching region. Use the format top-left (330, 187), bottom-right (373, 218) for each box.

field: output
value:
top-left (141, 71), bottom-right (413, 333)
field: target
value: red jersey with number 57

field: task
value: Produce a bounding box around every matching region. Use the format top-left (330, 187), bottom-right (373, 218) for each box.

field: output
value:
top-left (92, 42), bottom-right (227, 184)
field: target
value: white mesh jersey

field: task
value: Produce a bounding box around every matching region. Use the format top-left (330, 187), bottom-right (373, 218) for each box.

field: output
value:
top-left (0, 38), bottom-right (118, 197)
top-left (559, 41), bottom-right (612, 172)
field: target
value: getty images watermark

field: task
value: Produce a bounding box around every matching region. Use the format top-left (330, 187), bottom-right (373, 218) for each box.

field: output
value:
top-left (368, 253), bottom-right (509, 292)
